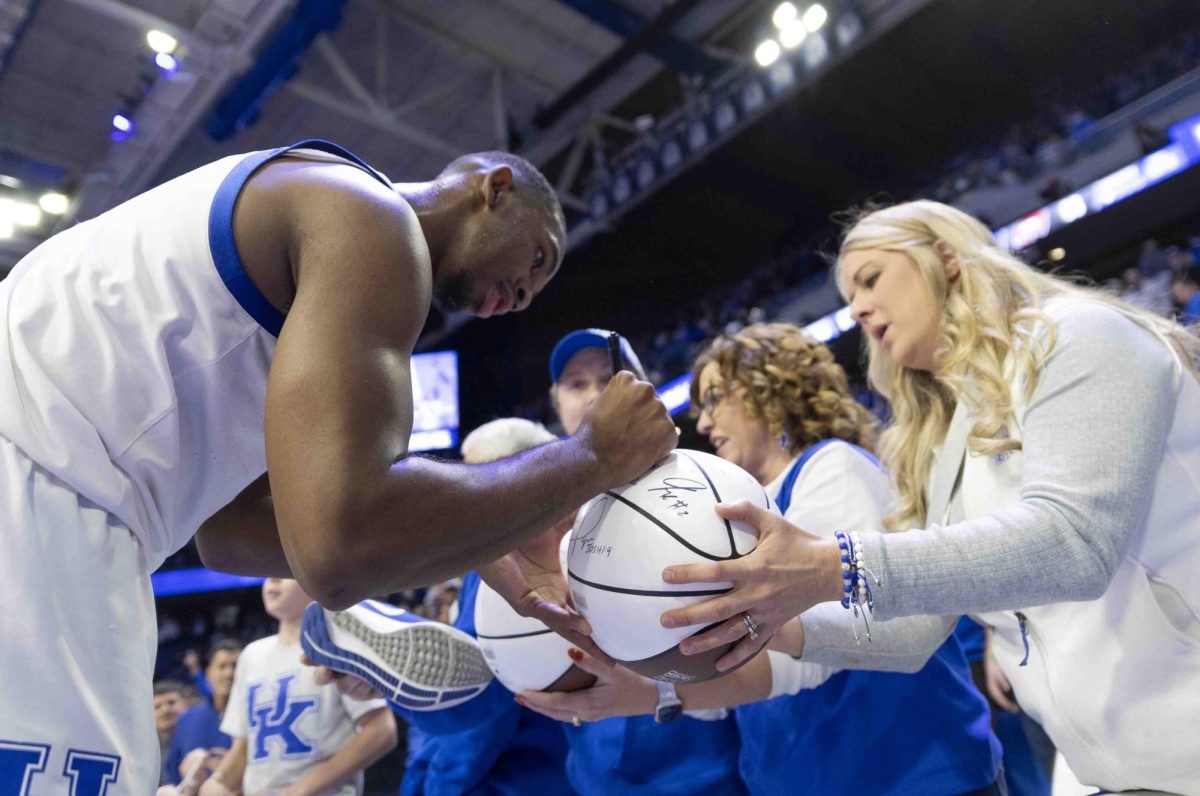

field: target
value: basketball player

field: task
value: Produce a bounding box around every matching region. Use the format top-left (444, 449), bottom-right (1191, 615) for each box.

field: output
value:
top-left (0, 140), bottom-right (677, 793)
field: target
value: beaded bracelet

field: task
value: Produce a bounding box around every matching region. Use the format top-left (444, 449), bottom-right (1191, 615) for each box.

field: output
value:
top-left (833, 530), bottom-right (882, 642)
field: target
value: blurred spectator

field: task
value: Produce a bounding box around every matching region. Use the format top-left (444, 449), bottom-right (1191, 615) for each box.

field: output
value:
top-left (1173, 265), bottom-right (1200, 324)
top-left (155, 680), bottom-right (188, 785)
top-left (1134, 120), bottom-right (1170, 154)
top-left (1120, 266), bottom-right (1174, 317)
top-left (1138, 239), bottom-right (1172, 278)
top-left (164, 639), bottom-right (242, 788)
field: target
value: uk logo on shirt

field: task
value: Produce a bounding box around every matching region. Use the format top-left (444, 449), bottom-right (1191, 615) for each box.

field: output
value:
top-left (248, 674), bottom-right (319, 761)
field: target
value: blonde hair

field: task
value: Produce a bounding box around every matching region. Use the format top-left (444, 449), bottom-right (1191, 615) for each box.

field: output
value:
top-left (837, 200), bottom-right (1200, 530)
top-left (689, 322), bottom-right (878, 455)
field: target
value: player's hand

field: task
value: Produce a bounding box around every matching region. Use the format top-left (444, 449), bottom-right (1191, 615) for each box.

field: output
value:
top-left (575, 371), bottom-right (677, 486)
top-left (478, 517), bottom-right (613, 664)
top-left (518, 647), bottom-right (657, 723)
top-left (302, 654), bottom-right (382, 700)
top-left (658, 501), bottom-right (842, 672)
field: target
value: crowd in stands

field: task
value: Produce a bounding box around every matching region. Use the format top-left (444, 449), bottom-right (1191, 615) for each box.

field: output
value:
top-left (916, 26), bottom-right (1200, 210)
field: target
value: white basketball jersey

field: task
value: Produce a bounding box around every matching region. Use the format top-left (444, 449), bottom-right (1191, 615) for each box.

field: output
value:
top-left (0, 141), bottom-right (391, 568)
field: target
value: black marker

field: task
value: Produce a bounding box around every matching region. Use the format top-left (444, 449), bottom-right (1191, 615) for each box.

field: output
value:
top-left (607, 331), bottom-right (622, 376)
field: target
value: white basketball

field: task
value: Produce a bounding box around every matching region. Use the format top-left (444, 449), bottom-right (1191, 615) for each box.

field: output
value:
top-left (473, 536), bottom-right (575, 694)
top-left (565, 449), bottom-right (774, 670)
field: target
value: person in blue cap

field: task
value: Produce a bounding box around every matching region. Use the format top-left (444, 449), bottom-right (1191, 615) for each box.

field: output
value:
top-left (545, 328), bottom-right (747, 796)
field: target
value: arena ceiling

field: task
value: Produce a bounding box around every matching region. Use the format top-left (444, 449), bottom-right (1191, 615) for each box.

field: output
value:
top-left (1, 0), bottom-right (1197, 432)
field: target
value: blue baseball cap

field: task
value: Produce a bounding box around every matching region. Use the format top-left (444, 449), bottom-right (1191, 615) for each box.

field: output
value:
top-left (549, 328), bottom-right (646, 383)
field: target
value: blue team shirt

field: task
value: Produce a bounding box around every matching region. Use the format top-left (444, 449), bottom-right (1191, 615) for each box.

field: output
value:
top-left (734, 445), bottom-right (1002, 795)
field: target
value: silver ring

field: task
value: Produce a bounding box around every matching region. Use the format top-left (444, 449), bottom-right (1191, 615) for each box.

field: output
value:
top-left (572, 716), bottom-right (583, 727)
top-left (743, 613), bottom-right (759, 640)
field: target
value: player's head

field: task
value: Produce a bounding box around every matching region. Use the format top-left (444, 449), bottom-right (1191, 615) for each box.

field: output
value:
top-left (153, 680), bottom-right (186, 734)
top-left (206, 638), bottom-right (242, 701)
top-left (689, 322), bottom-right (877, 483)
top-left (461, 417), bottom-right (556, 464)
top-left (549, 329), bottom-right (645, 435)
top-left (262, 577), bottom-right (313, 624)
top-left (428, 152), bottom-right (566, 318)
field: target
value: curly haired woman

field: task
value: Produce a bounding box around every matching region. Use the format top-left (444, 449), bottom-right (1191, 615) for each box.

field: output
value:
top-left (661, 201), bottom-right (1200, 794)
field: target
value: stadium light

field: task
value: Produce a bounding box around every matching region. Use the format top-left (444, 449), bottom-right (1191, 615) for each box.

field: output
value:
top-left (755, 39), bottom-right (782, 68)
top-left (39, 192), bottom-right (69, 215)
top-left (780, 19), bottom-right (807, 49)
top-left (112, 113), bottom-right (134, 133)
top-left (155, 52), bottom-right (179, 73)
top-left (803, 4), bottom-right (828, 32)
top-left (146, 30), bottom-right (178, 54)
top-left (772, 2), bottom-right (798, 29)
top-left (9, 201), bottom-right (41, 227)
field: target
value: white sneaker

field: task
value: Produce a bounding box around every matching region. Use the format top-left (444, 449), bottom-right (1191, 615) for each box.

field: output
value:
top-left (301, 599), bottom-right (492, 710)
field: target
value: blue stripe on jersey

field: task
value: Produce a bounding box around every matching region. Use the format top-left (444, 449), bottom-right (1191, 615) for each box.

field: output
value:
top-left (774, 438), bottom-right (880, 514)
top-left (208, 139), bottom-right (393, 337)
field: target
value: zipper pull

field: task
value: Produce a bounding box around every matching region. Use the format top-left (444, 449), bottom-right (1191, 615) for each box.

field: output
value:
top-left (1015, 611), bottom-right (1030, 667)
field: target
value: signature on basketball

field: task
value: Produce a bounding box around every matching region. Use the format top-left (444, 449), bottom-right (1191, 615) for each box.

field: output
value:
top-left (646, 477), bottom-right (707, 517)
top-left (572, 497), bottom-right (614, 559)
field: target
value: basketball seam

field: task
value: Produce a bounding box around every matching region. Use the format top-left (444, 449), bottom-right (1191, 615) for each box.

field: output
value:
top-left (475, 629), bottom-right (554, 641)
top-left (602, 490), bottom-right (738, 562)
top-left (677, 451), bottom-right (739, 559)
top-left (568, 570), bottom-right (731, 597)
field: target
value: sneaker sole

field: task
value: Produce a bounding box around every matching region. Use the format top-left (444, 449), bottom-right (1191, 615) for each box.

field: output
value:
top-left (301, 602), bottom-right (492, 710)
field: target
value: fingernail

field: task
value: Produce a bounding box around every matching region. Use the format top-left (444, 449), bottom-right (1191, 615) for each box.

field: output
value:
top-left (661, 616), bottom-right (676, 628)
top-left (567, 647), bottom-right (583, 661)
top-left (662, 569), bottom-right (676, 584)
top-left (679, 642), bottom-right (693, 655)
top-left (514, 695), bottom-right (526, 705)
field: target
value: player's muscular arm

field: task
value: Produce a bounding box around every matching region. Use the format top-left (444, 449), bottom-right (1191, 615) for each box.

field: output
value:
top-left (195, 474), bottom-right (292, 577)
top-left (265, 170), bottom-right (676, 609)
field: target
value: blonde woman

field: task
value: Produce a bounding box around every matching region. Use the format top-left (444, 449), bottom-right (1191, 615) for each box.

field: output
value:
top-left (660, 201), bottom-right (1200, 793)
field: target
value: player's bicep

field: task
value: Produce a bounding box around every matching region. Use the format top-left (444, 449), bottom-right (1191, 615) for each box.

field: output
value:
top-left (265, 183), bottom-right (428, 576)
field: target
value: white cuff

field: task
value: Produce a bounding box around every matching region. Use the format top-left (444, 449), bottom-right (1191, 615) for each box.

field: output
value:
top-left (768, 650), bottom-right (837, 698)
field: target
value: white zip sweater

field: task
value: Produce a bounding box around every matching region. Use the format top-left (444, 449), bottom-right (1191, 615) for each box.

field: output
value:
top-left (799, 300), bottom-right (1200, 793)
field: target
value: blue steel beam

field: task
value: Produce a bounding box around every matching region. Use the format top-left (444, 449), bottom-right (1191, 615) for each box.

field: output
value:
top-left (555, 0), bottom-right (721, 77)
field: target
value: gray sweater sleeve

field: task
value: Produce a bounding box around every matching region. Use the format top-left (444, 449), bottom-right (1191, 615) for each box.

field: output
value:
top-left (862, 301), bottom-right (1180, 621)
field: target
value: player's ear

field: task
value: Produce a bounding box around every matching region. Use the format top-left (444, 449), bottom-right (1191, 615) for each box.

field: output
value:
top-left (481, 166), bottom-right (514, 211)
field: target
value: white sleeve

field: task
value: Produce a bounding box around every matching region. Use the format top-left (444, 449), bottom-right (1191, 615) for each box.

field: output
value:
top-left (767, 651), bottom-right (837, 697)
top-left (340, 692), bottom-right (390, 723)
top-left (783, 443), bottom-right (890, 537)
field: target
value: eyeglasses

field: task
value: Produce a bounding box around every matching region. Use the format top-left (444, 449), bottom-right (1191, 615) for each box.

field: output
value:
top-left (696, 384), bottom-right (728, 418)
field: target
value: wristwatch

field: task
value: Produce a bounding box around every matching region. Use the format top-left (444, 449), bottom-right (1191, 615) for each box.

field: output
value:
top-left (653, 680), bottom-right (683, 724)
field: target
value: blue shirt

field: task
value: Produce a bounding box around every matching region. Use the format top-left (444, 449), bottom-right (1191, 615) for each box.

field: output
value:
top-left (163, 702), bottom-right (232, 784)
top-left (736, 444), bottom-right (1002, 795)
top-left (396, 572), bottom-right (573, 796)
top-left (1183, 292), bottom-right (1200, 326)
top-left (564, 714), bottom-right (746, 796)
top-left (954, 615), bottom-right (987, 662)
